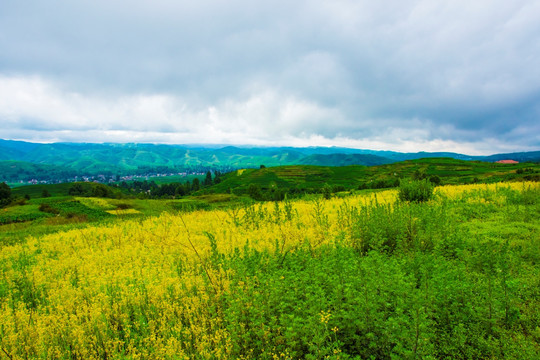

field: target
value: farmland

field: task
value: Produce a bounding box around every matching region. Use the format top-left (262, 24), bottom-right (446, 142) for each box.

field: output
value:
top-left (0, 181), bottom-right (539, 359)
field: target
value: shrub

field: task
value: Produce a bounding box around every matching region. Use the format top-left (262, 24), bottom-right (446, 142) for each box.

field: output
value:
top-left (398, 179), bottom-right (434, 202)
top-left (0, 182), bottom-right (11, 207)
top-left (115, 203), bottom-right (132, 210)
top-left (11, 197), bottom-right (27, 206)
top-left (247, 184), bottom-right (263, 201)
top-left (322, 184), bottom-right (332, 199)
top-left (38, 203), bottom-right (59, 214)
top-left (429, 175), bottom-right (442, 185)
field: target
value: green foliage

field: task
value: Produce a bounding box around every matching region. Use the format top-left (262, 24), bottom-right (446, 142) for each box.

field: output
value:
top-left (322, 183), bottom-right (332, 199)
top-left (204, 171), bottom-right (213, 186)
top-left (11, 183), bottom-right (82, 199)
top-left (38, 203), bottom-right (59, 214)
top-left (398, 179), bottom-right (434, 202)
top-left (213, 187), bottom-right (539, 358)
top-left (169, 200), bottom-right (212, 212)
top-left (0, 181), bottom-right (11, 207)
top-left (191, 178), bottom-right (200, 191)
top-left (115, 203), bottom-right (132, 210)
top-left (248, 183), bottom-right (263, 201)
top-left (429, 174), bottom-right (442, 185)
top-left (52, 200), bottom-right (112, 221)
top-left (0, 204), bottom-right (50, 225)
top-left (68, 182), bottom-right (116, 198)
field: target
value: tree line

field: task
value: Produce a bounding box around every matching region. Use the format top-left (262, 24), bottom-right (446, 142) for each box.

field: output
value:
top-left (114, 171), bottom-right (221, 198)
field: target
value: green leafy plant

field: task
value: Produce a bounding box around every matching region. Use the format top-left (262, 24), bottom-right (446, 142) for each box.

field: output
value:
top-left (398, 179), bottom-right (434, 203)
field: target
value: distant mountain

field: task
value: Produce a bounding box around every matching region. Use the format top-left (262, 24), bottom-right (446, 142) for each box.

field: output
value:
top-left (384, 151), bottom-right (475, 161)
top-left (0, 139), bottom-right (41, 156)
top-left (298, 153), bottom-right (393, 167)
top-left (0, 145), bottom-right (25, 161)
top-left (0, 160), bottom-right (79, 183)
top-left (479, 151), bottom-right (540, 163)
top-left (0, 139), bottom-right (539, 183)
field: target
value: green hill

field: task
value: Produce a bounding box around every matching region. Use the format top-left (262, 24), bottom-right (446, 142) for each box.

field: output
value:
top-left (209, 158), bottom-right (540, 196)
top-left (0, 160), bottom-right (79, 185)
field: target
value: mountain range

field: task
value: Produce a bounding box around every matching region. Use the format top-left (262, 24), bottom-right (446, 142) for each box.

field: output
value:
top-left (1, 139), bottom-right (539, 183)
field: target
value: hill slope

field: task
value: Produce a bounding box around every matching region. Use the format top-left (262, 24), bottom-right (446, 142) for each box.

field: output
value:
top-left (210, 158), bottom-right (540, 196)
top-left (298, 153), bottom-right (393, 166)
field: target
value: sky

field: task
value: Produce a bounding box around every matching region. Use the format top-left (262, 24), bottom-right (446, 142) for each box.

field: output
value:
top-left (1, 0), bottom-right (539, 155)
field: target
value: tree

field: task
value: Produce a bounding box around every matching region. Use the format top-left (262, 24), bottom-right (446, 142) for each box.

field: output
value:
top-left (175, 184), bottom-right (187, 197)
top-left (68, 183), bottom-right (85, 196)
top-left (42, 189), bottom-right (51, 198)
top-left (192, 178), bottom-right (200, 192)
top-left (412, 169), bottom-right (426, 180)
top-left (92, 184), bottom-right (112, 198)
top-left (429, 175), bottom-right (442, 185)
top-left (322, 184), bottom-right (332, 199)
top-left (0, 182), bottom-right (11, 207)
top-left (204, 171), bottom-right (213, 186)
top-left (248, 183), bottom-right (262, 200)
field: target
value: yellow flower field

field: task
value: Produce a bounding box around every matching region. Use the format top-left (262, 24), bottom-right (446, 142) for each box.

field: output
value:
top-left (0, 182), bottom-right (538, 359)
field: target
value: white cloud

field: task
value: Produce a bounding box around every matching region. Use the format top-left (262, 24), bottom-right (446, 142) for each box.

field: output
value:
top-left (2, 75), bottom-right (537, 155)
top-left (0, 75), bottom-right (344, 145)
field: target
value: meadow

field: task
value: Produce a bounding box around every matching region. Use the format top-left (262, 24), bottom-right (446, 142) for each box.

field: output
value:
top-left (0, 182), bottom-right (539, 359)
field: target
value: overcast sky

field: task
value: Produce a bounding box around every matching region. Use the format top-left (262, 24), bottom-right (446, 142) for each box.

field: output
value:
top-left (1, 0), bottom-right (539, 154)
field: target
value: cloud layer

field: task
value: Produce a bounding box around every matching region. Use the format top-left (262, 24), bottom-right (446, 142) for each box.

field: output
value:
top-left (1, 0), bottom-right (539, 154)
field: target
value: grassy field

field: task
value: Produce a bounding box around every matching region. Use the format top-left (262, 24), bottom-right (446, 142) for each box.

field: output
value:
top-left (10, 182), bottom-right (124, 199)
top-left (0, 190), bottom-right (248, 245)
top-left (0, 181), bottom-right (538, 359)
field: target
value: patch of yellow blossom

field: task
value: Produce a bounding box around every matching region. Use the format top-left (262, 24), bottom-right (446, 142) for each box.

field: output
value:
top-left (105, 208), bottom-right (141, 215)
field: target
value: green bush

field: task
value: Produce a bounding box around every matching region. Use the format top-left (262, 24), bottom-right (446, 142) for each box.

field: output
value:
top-left (38, 203), bottom-right (59, 214)
top-left (398, 179), bottom-right (434, 202)
top-left (0, 182), bottom-right (11, 207)
top-left (115, 203), bottom-right (132, 210)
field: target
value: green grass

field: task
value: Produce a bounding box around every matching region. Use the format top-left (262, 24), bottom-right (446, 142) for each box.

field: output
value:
top-left (11, 183), bottom-right (79, 198)
top-left (11, 181), bottom-right (123, 199)
top-left (0, 203), bottom-right (51, 225)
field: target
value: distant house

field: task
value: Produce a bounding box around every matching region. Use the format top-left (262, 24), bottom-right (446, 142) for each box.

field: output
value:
top-left (495, 159), bottom-right (519, 164)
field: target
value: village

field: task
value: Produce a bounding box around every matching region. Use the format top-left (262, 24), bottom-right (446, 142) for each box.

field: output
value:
top-left (12, 171), bottom-right (207, 187)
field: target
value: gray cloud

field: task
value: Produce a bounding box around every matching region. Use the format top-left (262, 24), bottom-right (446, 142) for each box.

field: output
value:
top-left (0, 0), bottom-right (539, 154)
